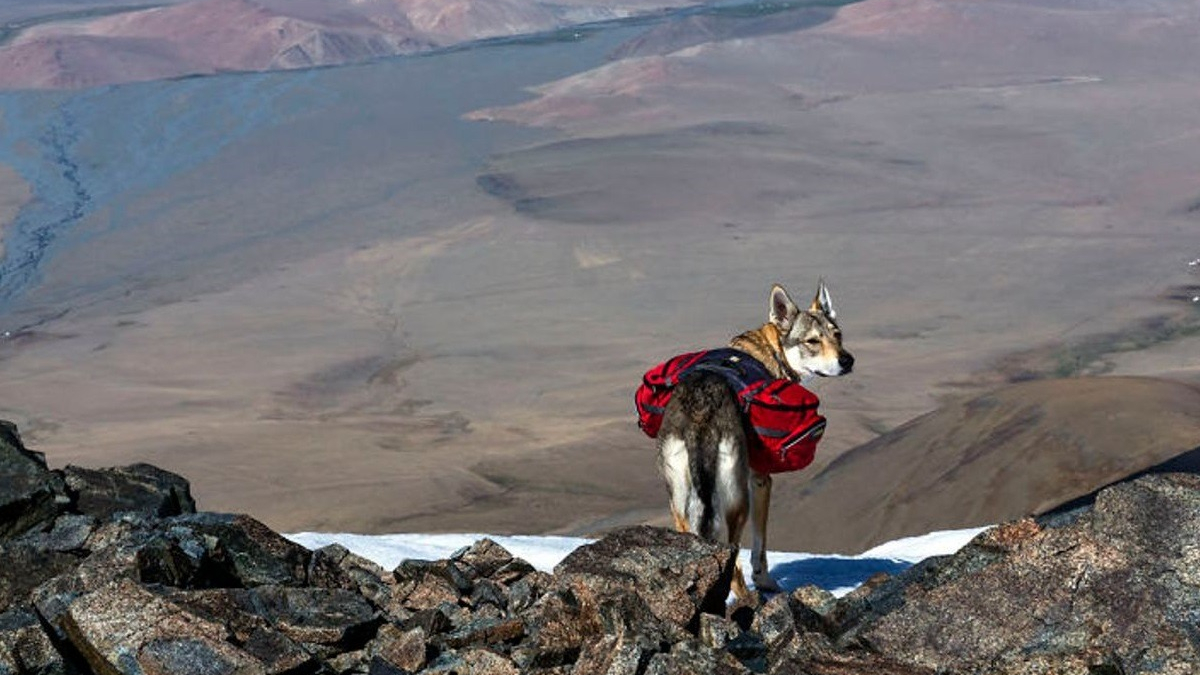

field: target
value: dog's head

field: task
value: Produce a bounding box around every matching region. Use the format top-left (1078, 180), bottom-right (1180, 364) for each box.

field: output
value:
top-left (769, 281), bottom-right (854, 380)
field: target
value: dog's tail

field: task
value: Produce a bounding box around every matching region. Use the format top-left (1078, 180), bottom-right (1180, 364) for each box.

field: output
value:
top-left (672, 372), bottom-right (744, 541)
top-left (686, 426), bottom-right (720, 540)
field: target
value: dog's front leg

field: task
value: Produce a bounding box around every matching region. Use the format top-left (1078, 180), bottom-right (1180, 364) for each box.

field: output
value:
top-left (750, 472), bottom-right (781, 592)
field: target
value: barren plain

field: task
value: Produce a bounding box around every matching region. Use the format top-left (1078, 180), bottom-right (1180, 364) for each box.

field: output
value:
top-left (0, 0), bottom-right (1197, 552)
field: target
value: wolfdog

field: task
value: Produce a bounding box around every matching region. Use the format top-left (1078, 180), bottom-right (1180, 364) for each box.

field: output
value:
top-left (656, 281), bottom-right (853, 601)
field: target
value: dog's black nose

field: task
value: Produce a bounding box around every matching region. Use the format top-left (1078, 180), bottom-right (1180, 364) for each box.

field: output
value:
top-left (839, 352), bottom-right (855, 373)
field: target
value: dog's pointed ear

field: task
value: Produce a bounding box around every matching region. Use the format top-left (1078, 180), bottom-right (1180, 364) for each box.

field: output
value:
top-left (769, 284), bottom-right (799, 332)
top-left (810, 278), bottom-right (836, 319)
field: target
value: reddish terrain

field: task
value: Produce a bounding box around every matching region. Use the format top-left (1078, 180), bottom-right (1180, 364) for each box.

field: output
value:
top-left (0, 0), bottom-right (696, 88)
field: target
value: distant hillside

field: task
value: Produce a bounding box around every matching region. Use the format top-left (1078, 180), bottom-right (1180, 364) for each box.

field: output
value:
top-left (0, 0), bottom-right (696, 89)
top-left (772, 376), bottom-right (1200, 553)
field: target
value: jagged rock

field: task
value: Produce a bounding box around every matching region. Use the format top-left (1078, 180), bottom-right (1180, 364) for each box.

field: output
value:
top-left (33, 512), bottom-right (314, 639)
top-left (63, 463), bottom-right (195, 521)
top-left (158, 588), bottom-right (318, 675)
top-left (750, 594), bottom-right (796, 653)
top-left (400, 605), bottom-right (457, 637)
top-left (81, 581), bottom-right (376, 674)
top-left (789, 585), bottom-right (836, 635)
top-left (724, 632), bottom-right (768, 673)
top-left (554, 525), bottom-right (736, 632)
top-left (698, 613), bottom-right (740, 650)
top-left (573, 619), bottom-right (672, 672)
top-left (437, 603), bottom-right (473, 631)
top-left (592, 591), bottom-right (689, 645)
top-left (468, 578), bottom-right (508, 613)
top-left (474, 601), bottom-right (506, 622)
top-left (516, 580), bottom-right (690, 672)
top-left (242, 625), bottom-right (319, 675)
top-left (842, 473), bottom-right (1200, 674)
top-left (135, 534), bottom-right (235, 589)
top-left (51, 512), bottom-right (311, 595)
top-left (506, 571), bottom-right (552, 615)
top-left (0, 423), bottom-right (45, 472)
top-left (761, 630), bottom-right (841, 675)
top-left (0, 424), bottom-right (68, 542)
top-left (752, 593), bottom-right (820, 673)
top-left (0, 548), bottom-right (77, 617)
top-left (451, 539), bottom-right (514, 580)
top-left (137, 638), bottom-right (265, 675)
top-left (309, 544), bottom-right (396, 611)
top-left (572, 632), bottom-right (656, 675)
top-left (61, 578), bottom-right (267, 675)
top-left (524, 667), bottom-right (572, 675)
top-left (0, 472), bottom-right (63, 543)
top-left (440, 616), bottom-right (523, 649)
top-left (32, 539), bottom-right (144, 638)
top-left (0, 606), bottom-right (69, 675)
top-left (19, 514), bottom-right (95, 554)
top-left (797, 651), bottom-right (937, 675)
top-left (490, 559), bottom-right (537, 586)
top-left (698, 613), bottom-right (770, 673)
top-left (392, 560), bottom-right (467, 612)
top-left (512, 589), bottom-right (597, 669)
top-left (826, 569), bottom-right (899, 641)
top-left (136, 512), bottom-right (310, 590)
top-left (369, 624), bottom-right (428, 672)
top-left (326, 647), bottom-right (370, 674)
top-left (418, 648), bottom-right (518, 674)
top-left (174, 513), bottom-right (312, 588)
top-left (239, 586), bottom-right (379, 657)
top-left (367, 657), bottom-right (408, 675)
top-left (643, 639), bottom-right (749, 675)
top-left (791, 585), bottom-right (836, 616)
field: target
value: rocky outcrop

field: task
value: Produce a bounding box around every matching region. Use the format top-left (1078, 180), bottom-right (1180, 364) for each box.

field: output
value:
top-left (0, 421), bottom-right (67, 541)
top-left (832, 472), bottom-right (1200, 674)
top-left (555, 525), bottom-right (736, 631)
top-left (1, 419), bottom-right (1198, 674)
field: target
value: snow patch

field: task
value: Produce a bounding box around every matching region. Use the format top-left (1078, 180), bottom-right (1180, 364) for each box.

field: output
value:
top-left (287, 525), bottom-right (989, 598)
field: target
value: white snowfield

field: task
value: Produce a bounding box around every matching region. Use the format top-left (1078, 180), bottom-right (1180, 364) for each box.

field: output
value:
top-left (287, 526), bottom-right (990, 597)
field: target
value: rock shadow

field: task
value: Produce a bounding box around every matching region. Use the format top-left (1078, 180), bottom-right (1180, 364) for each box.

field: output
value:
top-left (768, 557), bottom-right (911, 593)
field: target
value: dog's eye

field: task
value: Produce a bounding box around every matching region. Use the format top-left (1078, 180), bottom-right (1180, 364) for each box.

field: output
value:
top-left (805, 337), bottom-right (821, 345)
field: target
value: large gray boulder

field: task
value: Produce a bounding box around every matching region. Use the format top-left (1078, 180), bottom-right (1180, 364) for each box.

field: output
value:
top-left (63, 463), bottom-right (195, 521)
top-left (837, 473), bottom-right (1200, 674)
top-left (0, 606), bottom-right (68, 675)
top-left (31, 511), bottom-right (316, 641)
top-left (554, 525), bottom-right (737, 633)
top-left (62, 578), bottom-right (269, 675)
top-left (0, 423), bottom-right (67, 541)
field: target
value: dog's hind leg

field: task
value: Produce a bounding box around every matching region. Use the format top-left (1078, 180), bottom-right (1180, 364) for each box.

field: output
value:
top-left (671, 508), bottom-right (690, 533)
top-left (727, 509), bottom-right (754, 603)
top-left (658, 435), bottom-right (693, 533)
top-left (717, 436), bottom-right (755, 603)
top-left (749, 472), bottom-right (781, 592)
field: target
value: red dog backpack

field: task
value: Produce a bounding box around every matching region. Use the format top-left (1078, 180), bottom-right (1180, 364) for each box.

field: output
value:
top-left (635, 349), bottom-right (826, 475)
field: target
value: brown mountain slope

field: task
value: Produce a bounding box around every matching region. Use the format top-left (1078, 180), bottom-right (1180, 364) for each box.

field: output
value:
top-left (0, 0), bottom-right (697, 89)
top-left (772, 376), bottom-right (1200, 553)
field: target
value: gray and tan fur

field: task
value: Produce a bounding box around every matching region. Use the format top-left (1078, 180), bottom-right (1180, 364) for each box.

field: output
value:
top-left (657, 281), bottom-right (854, 602)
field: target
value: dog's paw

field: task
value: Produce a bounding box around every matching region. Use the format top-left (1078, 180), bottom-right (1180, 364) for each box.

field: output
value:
top-left (752, 571), bottom-right (782, 593)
